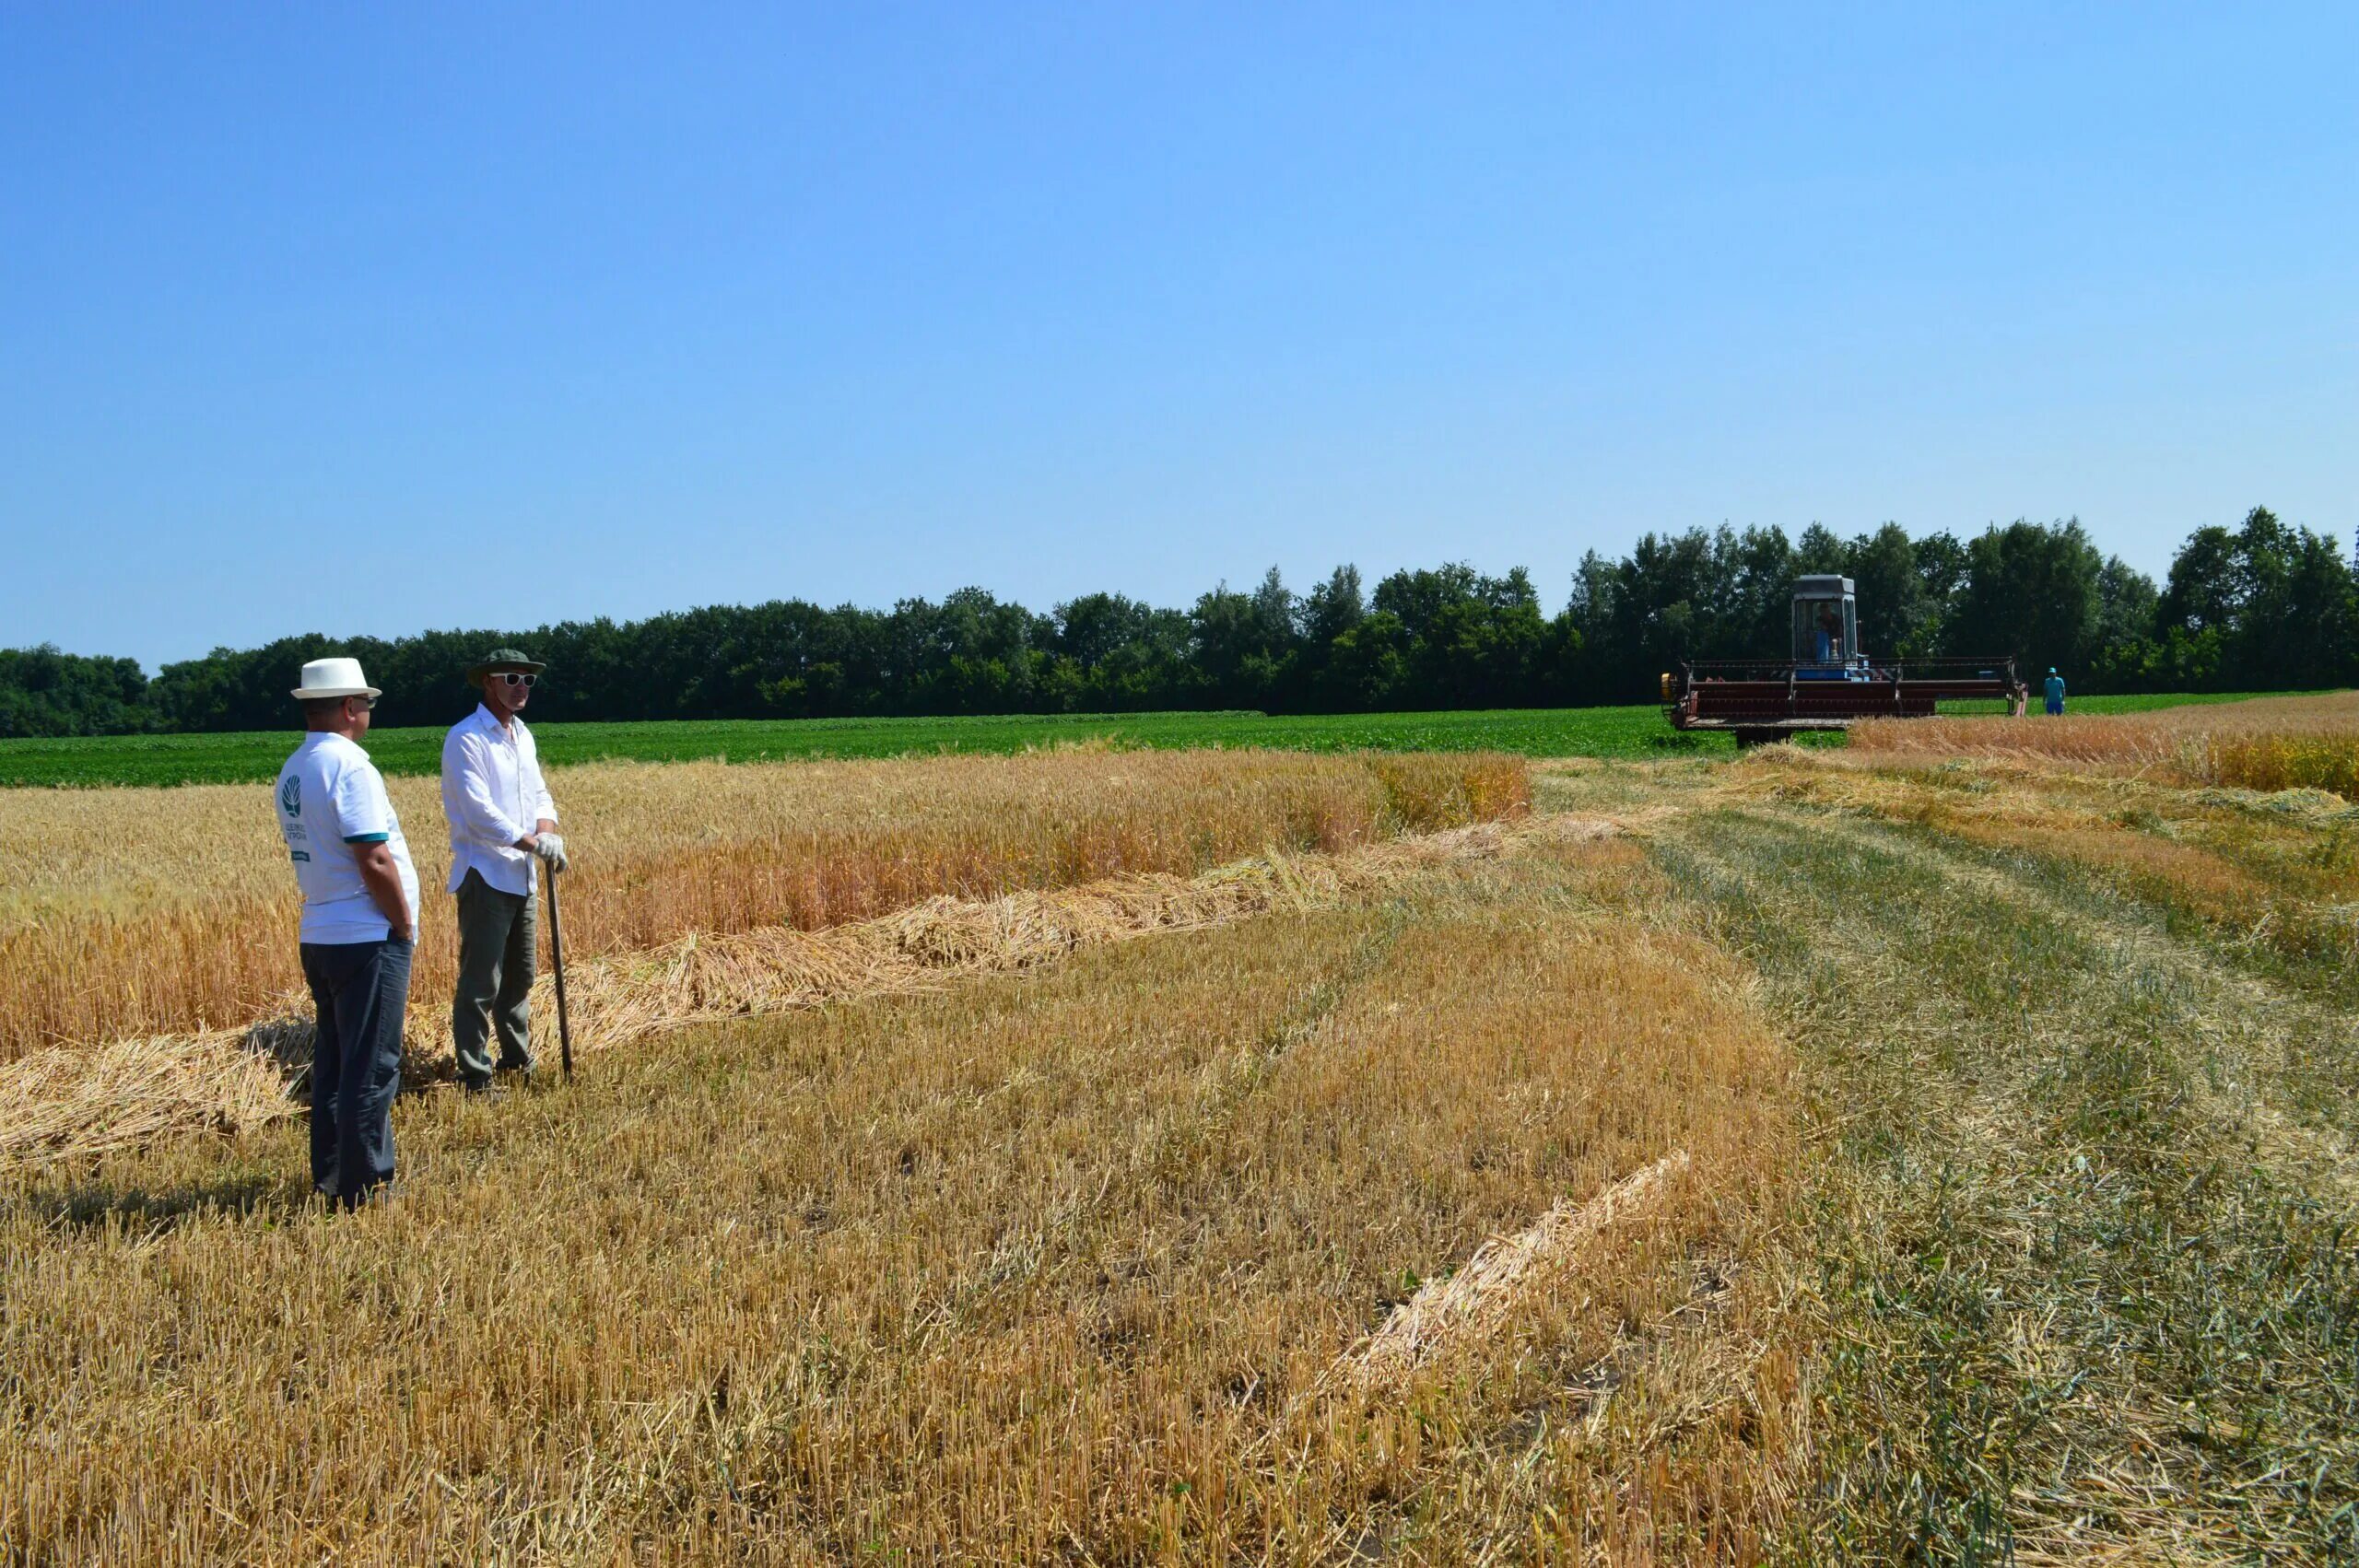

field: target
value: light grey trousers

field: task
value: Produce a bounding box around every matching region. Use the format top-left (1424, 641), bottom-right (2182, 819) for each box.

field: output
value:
top-left (452, 868), bottom-right (536, 1084)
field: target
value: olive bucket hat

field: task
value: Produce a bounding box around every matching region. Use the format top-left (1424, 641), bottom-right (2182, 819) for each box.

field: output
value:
top-left (465, 647), bottom-right (548, 687)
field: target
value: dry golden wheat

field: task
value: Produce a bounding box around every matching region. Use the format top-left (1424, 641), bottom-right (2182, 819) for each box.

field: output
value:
top-left (0, 748), bottom-right (1524, 1058)
top-left (1848, 690), bottom-right (2359, 790)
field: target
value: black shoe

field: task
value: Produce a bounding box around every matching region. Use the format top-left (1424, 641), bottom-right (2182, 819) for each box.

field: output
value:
top-left (461, 1078), bottom-right (507, 1101)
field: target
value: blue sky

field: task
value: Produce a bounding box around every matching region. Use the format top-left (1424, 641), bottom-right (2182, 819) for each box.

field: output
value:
top-left (4, 3), bottom-right (2352, 668)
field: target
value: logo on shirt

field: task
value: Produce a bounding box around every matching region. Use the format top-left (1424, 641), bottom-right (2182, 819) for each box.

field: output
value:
top-left (279, 775), bottom-right (301, 818)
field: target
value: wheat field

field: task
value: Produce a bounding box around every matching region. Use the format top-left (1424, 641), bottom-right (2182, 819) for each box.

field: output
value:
top-left (1848, 687), bottom-right (2359, 791)
top-left (0, 747), bottom-right (1524, 1059)
top-left (7, 708), bottom-right (2358, 1562)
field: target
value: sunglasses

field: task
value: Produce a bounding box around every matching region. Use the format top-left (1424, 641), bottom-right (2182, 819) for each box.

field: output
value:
top-left (494, 673), bottom-right (538, 688)
top-left (347, 695), bottom-right (379, 711)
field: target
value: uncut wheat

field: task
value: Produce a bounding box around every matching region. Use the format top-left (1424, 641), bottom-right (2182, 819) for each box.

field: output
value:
top-left (0, 748), bottom-right (1524, 1058)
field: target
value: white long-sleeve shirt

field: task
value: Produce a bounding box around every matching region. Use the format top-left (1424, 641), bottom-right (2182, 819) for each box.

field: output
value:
top-left (440, 704), bottom-right (557, 895)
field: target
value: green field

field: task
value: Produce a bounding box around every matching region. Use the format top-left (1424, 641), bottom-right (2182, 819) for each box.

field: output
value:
top-left (0, 691), bottom-right (2311, 787)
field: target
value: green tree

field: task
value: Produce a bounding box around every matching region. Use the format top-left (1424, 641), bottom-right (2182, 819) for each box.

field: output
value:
top-left (1297, 565), bottom-right (1366, 646)
top-left (1947, 519), bottom-right (2106, 674)
top-left (2156, 507), bottom-right (2356, 690)
top-left (1844, 523), bottom-right (1927, 660)
top-left (1190, 571), bottom-right (1297, 708)
top-left (0, 646), bottom-right (152, 737)
top-left (2159, 525), bottom-right (2239, 637)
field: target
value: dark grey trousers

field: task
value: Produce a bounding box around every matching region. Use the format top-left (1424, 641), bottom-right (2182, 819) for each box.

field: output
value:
top-left (452, 868), bottom-right (537, 1085)
top-left (301, 936), bottom-right (412, 1207)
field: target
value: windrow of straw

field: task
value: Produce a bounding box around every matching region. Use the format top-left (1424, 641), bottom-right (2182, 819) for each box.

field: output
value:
top-left (1344, 1148), bottom-right (1693, 1388)
top-left (0, 748), bottom-right (1528, 1057)
top-left (2, 811), bottom-right (1602, 1172)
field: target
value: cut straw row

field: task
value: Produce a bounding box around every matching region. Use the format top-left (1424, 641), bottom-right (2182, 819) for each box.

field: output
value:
top-left (1344, 1148), bottom-right (1692, 1387)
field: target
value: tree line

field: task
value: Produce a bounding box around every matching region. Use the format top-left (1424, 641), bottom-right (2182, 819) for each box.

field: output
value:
top-left (4, 507), bottom-right (2348, 738)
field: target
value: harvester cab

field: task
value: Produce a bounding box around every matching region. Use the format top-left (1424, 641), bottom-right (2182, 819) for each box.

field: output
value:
top-left (1790, 575), bottom-right (1862, 677)
top-left (1662, 574), bottom-right (2025, 744)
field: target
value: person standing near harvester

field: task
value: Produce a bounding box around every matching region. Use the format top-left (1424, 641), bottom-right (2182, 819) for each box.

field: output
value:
top-left (441, 648), bottom-right (568, 1096)
top-left (275, 657), bottom-right (418, 1208)
top-left (2044, 666), bottom-right (2067, 715)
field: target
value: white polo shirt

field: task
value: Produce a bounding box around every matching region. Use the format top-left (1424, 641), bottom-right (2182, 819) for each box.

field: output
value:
top-left (274, 732), bottom-right (419, 943)
top-left (440, 703), bottom-right (558, 896)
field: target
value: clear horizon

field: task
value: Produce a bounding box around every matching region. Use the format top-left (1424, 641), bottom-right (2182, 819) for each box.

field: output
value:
top-left (5, 3), bottom-right (2353, 670)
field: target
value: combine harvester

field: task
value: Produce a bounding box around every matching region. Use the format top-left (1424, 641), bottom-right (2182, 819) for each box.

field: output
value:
top-left (1662, 574), bottom-right (2027, 747)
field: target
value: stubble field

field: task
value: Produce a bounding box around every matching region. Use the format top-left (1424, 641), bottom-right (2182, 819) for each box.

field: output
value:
top-left (5, 696), bottom-right (2357, 1562)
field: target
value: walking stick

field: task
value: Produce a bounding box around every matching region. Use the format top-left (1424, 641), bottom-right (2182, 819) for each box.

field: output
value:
top-left (546, 864), bottom-right (574, 1079)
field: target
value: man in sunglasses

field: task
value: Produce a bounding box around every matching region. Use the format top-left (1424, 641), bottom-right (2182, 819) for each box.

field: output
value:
top-left (440, 648), bottom-right (567, 1096)
top-left (276, 656), bottom-right (418, 1207)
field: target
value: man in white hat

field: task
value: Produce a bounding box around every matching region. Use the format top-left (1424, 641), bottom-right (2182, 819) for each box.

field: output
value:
top-left (440, 647), bottom-right (567, 1095)
top-left (273, 656), bottom-right (419, 1208)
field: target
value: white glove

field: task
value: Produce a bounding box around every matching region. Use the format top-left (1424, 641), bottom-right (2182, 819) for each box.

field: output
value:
top-left (533, 833), bottom-right (569, 873)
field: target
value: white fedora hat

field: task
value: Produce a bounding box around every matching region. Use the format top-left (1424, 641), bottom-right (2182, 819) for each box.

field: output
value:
top-left (290, 656), bottom-right (382, 701)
